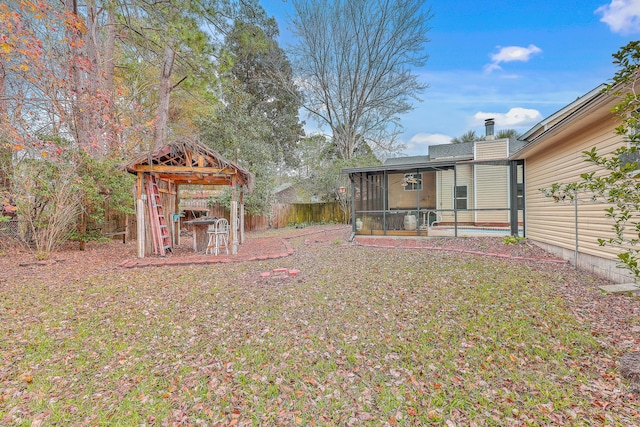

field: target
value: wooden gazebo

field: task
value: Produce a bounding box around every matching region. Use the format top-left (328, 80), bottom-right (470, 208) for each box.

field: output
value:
top-left (126, 138), bottom-right (254, 258)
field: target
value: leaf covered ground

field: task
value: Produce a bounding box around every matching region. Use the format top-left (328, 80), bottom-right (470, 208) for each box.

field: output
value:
top-left (1, 226), bottom-right (640, 426)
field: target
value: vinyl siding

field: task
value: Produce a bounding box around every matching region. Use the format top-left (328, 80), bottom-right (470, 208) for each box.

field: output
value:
top-left (475, 139), bottom-right (508, 160)
top-left (475, 164), bottom-right (509, 223)
top-left (525, 114), bottom-right (625, 261)
top-left (437, 164), bottom-right (473, 223)
top-left (475, 140), bottom-right (510, 223)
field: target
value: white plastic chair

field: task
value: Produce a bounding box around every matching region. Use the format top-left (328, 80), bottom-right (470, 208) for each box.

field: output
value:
top-left (206, 218), bottom-right (229, 255)
top-left (214, 218), bottom-right (229, 255)
top-left (205, 223), bottom-right (217, 255)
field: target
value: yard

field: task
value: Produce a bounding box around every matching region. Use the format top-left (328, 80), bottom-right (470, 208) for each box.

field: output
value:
top-left (1, 226), bottom-right (640, 426)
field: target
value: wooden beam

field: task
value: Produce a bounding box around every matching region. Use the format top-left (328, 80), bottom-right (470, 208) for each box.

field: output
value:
top-left (204, 154), bottom-right (218, 166)
top-left (129, 165), bottom-right (236, 174)
top-left (137, 199), bottom-right (145, 258)
top-left (174, 182), bottom-right (180, 246)
top-left (230, 177), bottom-right (238, 255)
top-left (170, 178), bottom-right (231, 186)
top-left (137, 172), bottom-right (143, 199)
top-left (157, 173), bottom-right (230, 182)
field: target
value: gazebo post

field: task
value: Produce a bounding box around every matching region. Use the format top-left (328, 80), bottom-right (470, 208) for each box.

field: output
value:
top-left (174, 182), bottom-right (180, 246)
top-left (230, 179), bottom-right (239, 255)
top-left (240, 189), bottom-right (245, 244)
top-left (136, 172), bottom-right (145, 259)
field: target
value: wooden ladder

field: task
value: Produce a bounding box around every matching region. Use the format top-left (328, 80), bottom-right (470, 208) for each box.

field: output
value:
top-left (145, 174), bottom-right (172, 256)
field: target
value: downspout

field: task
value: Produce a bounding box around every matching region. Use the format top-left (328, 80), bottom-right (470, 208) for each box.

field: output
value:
top-left (521, 160), bottom-right (526, 237)
top-left (454, 164), bottom-right (458, 237)
top-left (509, 161), bottom-right (518, 236)
top-left (416, 168), bottom-right (421, 235)
top-left (574, 191), bottom-right (579, 267)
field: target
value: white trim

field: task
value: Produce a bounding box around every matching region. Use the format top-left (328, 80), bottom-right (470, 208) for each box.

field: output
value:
top-left (519, 84), bottom-right (607, 141)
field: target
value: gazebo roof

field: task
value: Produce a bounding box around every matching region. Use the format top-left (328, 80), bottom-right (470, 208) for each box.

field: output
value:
top-left (125, 138), bottom-right (254, 192)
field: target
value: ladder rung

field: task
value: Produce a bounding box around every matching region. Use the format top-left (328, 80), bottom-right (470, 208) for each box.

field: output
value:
top-left (147, 175), bottom-right (171, 255)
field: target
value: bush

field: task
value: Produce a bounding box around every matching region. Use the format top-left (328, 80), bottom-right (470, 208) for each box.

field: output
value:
top-left (11, 146), bottom-right (134, 257)
top-left (503, 235), bottom-right (525, 245)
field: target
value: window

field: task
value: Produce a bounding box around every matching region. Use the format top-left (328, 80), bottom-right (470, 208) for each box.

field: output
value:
top-left (402, 173), bottom-right (422, 191)
top-left (454, 185), bottom-right (467, 210)
top-left (516, 183), bottom-right (524, 210)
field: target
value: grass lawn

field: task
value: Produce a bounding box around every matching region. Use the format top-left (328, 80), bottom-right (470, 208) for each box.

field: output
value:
top-left (1, 233), bottom-right (639, 425)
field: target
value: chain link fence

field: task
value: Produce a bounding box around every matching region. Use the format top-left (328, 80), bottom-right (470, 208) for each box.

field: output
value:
top-left (0, 219), bottom-right (20, 238)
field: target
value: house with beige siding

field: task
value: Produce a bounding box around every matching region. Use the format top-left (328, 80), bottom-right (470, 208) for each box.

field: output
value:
top-left (343, 80), bottom-right (638, 283)
top-left (434, 136), bottom-right (522, 227)
top-left (512, 84), bottom-right (633, 283)
top-left (342, 120), bottom-right (525, 236)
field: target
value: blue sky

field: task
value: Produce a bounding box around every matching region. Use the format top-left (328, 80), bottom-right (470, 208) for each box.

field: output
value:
top-left (261, 0), bottom-right (640, 156)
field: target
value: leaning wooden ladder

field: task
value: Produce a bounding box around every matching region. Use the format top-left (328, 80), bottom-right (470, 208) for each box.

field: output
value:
top-left (145, 174), bottom-right (172, 256)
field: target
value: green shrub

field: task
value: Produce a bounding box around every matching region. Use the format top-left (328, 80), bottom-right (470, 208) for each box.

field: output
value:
top-left (503, 235), bottom-right (525, 245)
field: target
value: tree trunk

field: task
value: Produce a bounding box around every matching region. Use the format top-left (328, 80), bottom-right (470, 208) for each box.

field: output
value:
top-left (154, 46), bottom-right (175, 149)
top-left (103, 9), bottom-right (118, 155)
top-left (65, 0), bottom-right (94, 154)
top-left (86, 1), bottom-right (118, 155)
top-left (0, 60), bottom-right (11, 192)
top-left (77, 209), bottom-right (87, 251)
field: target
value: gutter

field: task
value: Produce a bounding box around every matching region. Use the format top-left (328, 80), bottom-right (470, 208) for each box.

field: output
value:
top-left (511, 85), bottom-right (612, 160)
top-left (519, 84), bottom-right (607, 141)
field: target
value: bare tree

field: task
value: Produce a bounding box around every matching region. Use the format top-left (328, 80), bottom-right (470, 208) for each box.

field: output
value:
top-left (154, 46), bottom-right (176, 148)
top-left (290, 0), bottom-right (432, 160)
top-left (0, 59), bottom-right (10, 193)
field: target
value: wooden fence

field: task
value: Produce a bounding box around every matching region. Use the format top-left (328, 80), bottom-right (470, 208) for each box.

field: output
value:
top-left (209, 201), bottom-right (348, 231)
top-left (271, 202), bottom-right (348, 228)
top-left (100, 201), bottom-right (349, 241)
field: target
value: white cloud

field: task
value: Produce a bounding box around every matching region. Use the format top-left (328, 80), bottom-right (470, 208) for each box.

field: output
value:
top-left (485, 44), bottom-right (542, 73)
top-left (490, 45), bottom-right (542, 64)
top-left (483, 63), bottom-right (502, 73)
top-left (472, 108), bottom-right (542, 127)
top-left (409, 133), bottom-right (452, 146)
top-left (595, 0), bottom-right (640, 34)
top-left (403, 133), bottom-right (452, 154)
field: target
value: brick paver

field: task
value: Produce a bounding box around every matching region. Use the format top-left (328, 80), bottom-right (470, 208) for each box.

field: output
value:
top-left (120, 225), bottom-right (566, 268)
top-left (119, 225), bottom-right (350, 268)
top-left (120, 236), bottom-right (294, 268)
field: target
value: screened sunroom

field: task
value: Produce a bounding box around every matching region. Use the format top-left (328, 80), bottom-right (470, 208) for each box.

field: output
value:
top-left (342, 152), bottom-right (525, 238)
